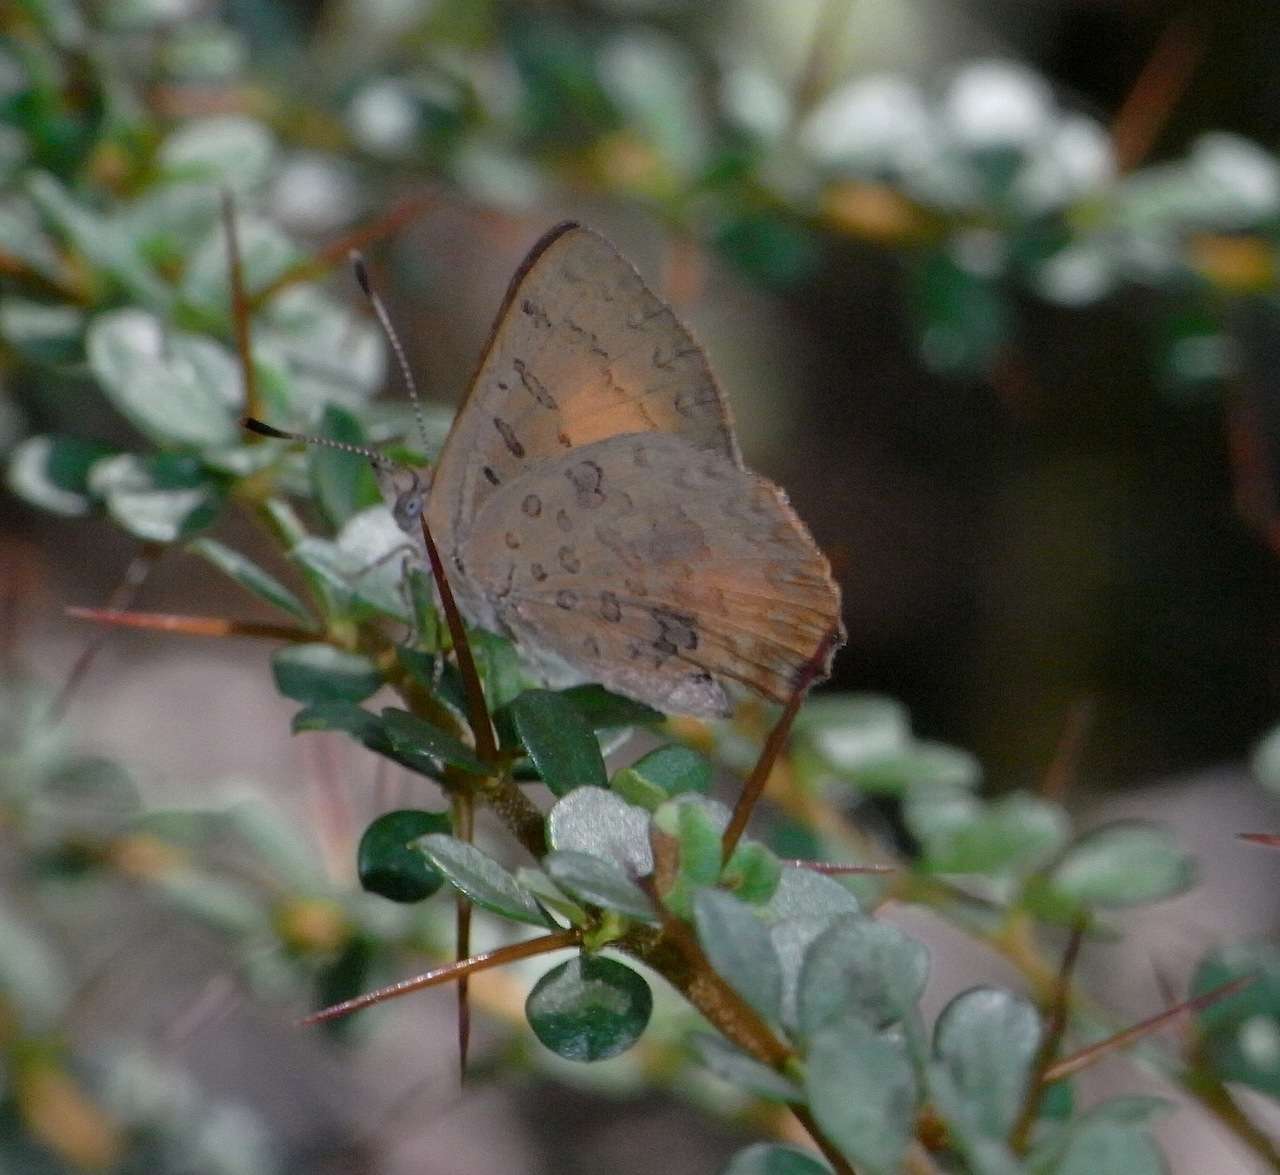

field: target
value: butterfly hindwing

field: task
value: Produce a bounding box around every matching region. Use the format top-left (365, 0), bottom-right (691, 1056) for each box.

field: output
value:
top-left (457, 433), bottom-right (841, 715)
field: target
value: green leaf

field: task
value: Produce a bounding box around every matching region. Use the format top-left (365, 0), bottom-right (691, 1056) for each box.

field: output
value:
top-left (653, 796), bottom-right (729, 917)
top-left (1049, 822), bottom-right (1194, 908)
top-left (0, 297), bottom-right (84, 363)
top-left (759, 866), bottom-right (861, 926)
top-left (721, 1144), bottom-right (832, 1175)
top-left (310, 404), bottom-right (381, 529)
top-left (543, 851), bottom-right (655, 922)
top-left (157, 116), bottom-right (275, 192)
top-left (270, 644), bottom-right (382, 705)
top-left (414, 834), bottom-right (546, 926)
top-left (910, 248), bottom-right (1009, 377)
top-left (930, 987), bottom-right (1042, 1142)
top-left (722, 841), bottom-right (782, 904)
top-left (380, 708), bottom-right (490, 776)
top-left (188, 537), bottom-right (313, 624)
top-left (841, 741), bottom-right (981, 796)
top-left (526, 954), bottom-right (653, 1062)
top-left (805, 1013), bottom-right (917, 1175)
top-left (794, 694), bottom-right (911, 771)
top-left (559, 683), bottom-right (665, 730)
top-left (292, 505), bottom-right (416, 624)
top-left (507, 688), bottom-right (607, 796)
top-left (798, 914), bottom-right (929, 1036)
top-left (546, 788), bottom-right (653, 878)
top-left (612, 744), bottom-right (711, 809)
top-left (6, 435), bottom-right (111, 517)
top-left (694, 889), bottom-right (782, 1022)
top-left (88, 453), bottom-right (221, 542)
top-left (1192, 941), bottom-right (1280, 1097)
top-left (87, 309), bottom-right (241, 448)
top-left (292, 701), bottom-right (383, 743)
top-left (1055, 1122), bottom-right (1166, 1175)
top-left (470, 629), bottom-right (527, 710)
top-left (690, 1035), bottom-right (802, 1103)
top-left (906, 791), bottom-right (1068, 875)
top-left (358, 809), bottom-right (451, 903)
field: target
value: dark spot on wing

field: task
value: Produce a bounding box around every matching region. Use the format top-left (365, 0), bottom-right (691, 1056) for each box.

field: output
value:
top-left (522, 493), bottom-right (542, 518)
top-left (483, 466), bottom-right (500, 486)
top-left (556, 589), bottom-right (579, 610)
top-left (493, 416), bottom-right (525, 458)
top-left (531, 562), bottom-right (547, 582)
top-left (504, 531), bottom-right (521, 550)
top-left (558, 545), bottom-right (580, 574)
top-left (565, 460), bottom-right (606, 509)
top-left (556, 508), bottom-right (573, 533)
top-left (513, 358), bottom-right (557, 409)
top-left (600, 591), bottom-right (621, 622)
top-left (652, 606), bottom-right (698, 652)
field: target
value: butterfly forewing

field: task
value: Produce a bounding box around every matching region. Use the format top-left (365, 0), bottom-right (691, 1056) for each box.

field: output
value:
top-left (459, 433), bottom-right (841, 716)
top-left (426, 224), bottom-right (740, 562)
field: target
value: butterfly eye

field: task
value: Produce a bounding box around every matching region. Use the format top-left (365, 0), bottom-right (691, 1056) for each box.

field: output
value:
top-left (391, 472), bottom-right (425, 533)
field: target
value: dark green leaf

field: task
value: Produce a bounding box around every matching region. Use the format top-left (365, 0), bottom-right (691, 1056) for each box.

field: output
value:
top-left (612, 744), bottom-right (711, 809)
top-left (543, 851), bottom-right (655, 921)
top-left (653, 796), bottom-right (728, 918)
top-left (310, 404), bottom-right (381, 529)
top-left (560, 683), bottom-right (665, 730)
top-left (842, 742), bottom-right (980, 796)
top-left (525, 954), bottom-right (653, 1062)
top-left (414, 834), bottom-right (545, 926)
top-left (507, 688), bottom-right (607, 796)
top-left (358, 809), bottom-right (451, 903)
top-left (805, 1013), bottom-right (917, 1175)
top-left (271, 644), bottom-right (382, 705)
top-left (1049, 822), bottom-right (1195, 908)
top-left (188, 537), bottom-right (313, 624)
top-left (1055, 1122), bottom-right (1166, 1175)
top-left (381, 708), bottom-right (489, 776)
top-left (694, 889), bottom-right (782, 1022)
top-left (910, 248), bottom-right (1009, 377)
top-left (292, 701), bottom-right (383, 743)
top-left (1192, 941), bottom-right (1280, 1097)
top-left (798, 914), bottom-right (929, 1036)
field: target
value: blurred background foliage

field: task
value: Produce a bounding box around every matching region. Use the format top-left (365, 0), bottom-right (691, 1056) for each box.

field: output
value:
top-left (5, 0), bottom-right (1280, 1172)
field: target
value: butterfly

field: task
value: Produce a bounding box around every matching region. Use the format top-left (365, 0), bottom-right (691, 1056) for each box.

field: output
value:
top-left (364, 222), bottom-right (844, 718)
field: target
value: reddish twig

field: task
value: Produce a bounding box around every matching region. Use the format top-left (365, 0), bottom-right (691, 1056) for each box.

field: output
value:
top-left (66, 606), bottom-right (312, 643)
top-left (1041, 696), bottom-right (1096, 802)
top-left (299, 929), bottom-right (582, 1026)
top-left (722, 628), bottom-right (842, 860)
top-left (222, 192), bottom-right (262, 423)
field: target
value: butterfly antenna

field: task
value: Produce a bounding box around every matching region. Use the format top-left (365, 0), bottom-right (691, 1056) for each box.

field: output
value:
top-left (350, 251), bottom-right (433, 456)
top-left (242, 417), bottom-right (393, 469)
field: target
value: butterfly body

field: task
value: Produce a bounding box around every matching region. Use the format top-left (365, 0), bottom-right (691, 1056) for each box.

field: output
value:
top-left (385, 222), bottom-right (842, 717)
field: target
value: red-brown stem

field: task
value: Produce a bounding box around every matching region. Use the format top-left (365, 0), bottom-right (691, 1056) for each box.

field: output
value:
top-left (66, 607), bottom-right (311, 643)
top-left (1043, 974), bottom-right (1257, 1084)
top-left (1239, 833), bottom-right (1280, 849)
top-left (452, 790), bottom-right (475, 1082)
top-left (722, 628), bottom-right (840, 860)
top-left (221, 191), bottom-right (261, 423)
top-left (418, 516), bottom-right (498, 762)
top-left (1040, 696), bottom-right (1095, 802)
top-left (1009, 917), bottom-right (1087, 1152)
top-left (249, 194), bottom-right (433, 308)
top-left (52, 546), bottom-right (163, 718)
top-left (783, 859), bottom-right (894, 876)
top-left (1111, 10), bottom-right (1204, 173)
top-left (299, 929), bottom-right (582, 1025)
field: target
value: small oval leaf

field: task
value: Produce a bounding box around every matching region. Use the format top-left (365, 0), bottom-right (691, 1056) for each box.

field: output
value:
top-left (694, 889), bottom-right (782, 1023)
top-left (1050, 822), bottom-right (1195, 908)
top-left (188, 537), bottom-right (313, 624)
top-left (508, 688), bottom-right (607, 796)
top-left (543, 851), bottom-right (655, 922)
top-left (357, 810), bottom-right (451, 903)
top-left (547, 787), bottom-right (653, 878)
top-left (271, 644), bottom-right (382, 705)
top-left (380, 708), bottom-right (490, 776)
top-left (721, 1144), bottom-right (833, 1175)
top-left (526, 954), bottom-right (653, 1061)
top-left (414, 834), bottom-right (546, 926)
